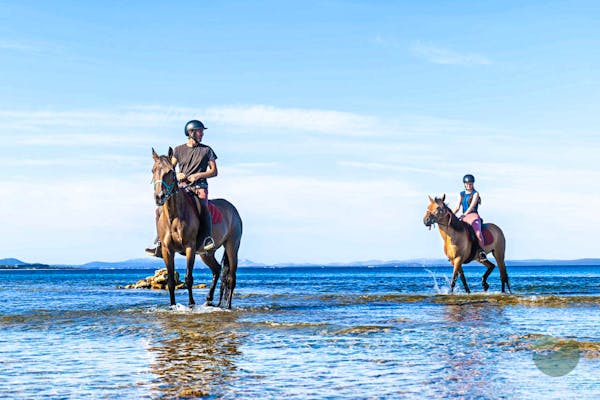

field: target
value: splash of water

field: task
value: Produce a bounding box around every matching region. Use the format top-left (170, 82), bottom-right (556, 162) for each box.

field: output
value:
top-left (425, 269), bottom-right (450, 294)
top-left (167, 303), bottom-right (230, 314)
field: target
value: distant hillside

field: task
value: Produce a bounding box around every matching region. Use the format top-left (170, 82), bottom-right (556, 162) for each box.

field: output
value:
top-left (72, 257), bottom-right (268, 269)
top-left (0, 258), bottom-right (28, 266)
top-left (505, 258), bottom-right (600, 266)
top-left (0, 258), bottom-right (52, 269)
top-left (3, 256), bottom-right (600, 269)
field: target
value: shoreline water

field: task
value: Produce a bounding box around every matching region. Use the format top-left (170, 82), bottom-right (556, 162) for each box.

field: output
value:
top-left (1, 265), bottom-right (599, 398)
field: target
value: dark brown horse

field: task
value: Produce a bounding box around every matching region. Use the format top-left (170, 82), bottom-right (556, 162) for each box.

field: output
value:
top-left (423, 195), bottom-right (511, 294)
top-left (152, 148), bottom-right (243, 308)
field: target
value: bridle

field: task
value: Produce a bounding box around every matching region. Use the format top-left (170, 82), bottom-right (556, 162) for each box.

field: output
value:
top-left (153, 167), bottom-right (179, 205)
top-left (426, 202), bottom-right (452, 229)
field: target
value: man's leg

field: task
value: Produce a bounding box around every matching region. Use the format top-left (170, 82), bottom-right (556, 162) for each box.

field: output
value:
top-left (195, 188), bottom-right (215, 252)
top-left (471, 218), bottom-right (487, 261)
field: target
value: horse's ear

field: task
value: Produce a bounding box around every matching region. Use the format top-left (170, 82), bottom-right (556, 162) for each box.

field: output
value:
top-left (428, 195), bottom-right (435, 203)
top-left (441, 193), bottom-right (446, 202)
top-left (168, 147), bottom-right (174, 159)
top-left (152, 148), bottom-right (159, 161)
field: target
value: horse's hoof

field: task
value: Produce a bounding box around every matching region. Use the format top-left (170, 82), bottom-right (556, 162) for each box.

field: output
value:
top-left (482, 282), bottom-right (489, 291)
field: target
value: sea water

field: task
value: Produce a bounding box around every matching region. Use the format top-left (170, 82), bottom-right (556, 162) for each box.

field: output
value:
top-left (1, 265), bottom-right (599, 399)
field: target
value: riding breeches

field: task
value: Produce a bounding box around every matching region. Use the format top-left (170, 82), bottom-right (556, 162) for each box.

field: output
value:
top-left (462, 213), bottom-right (484, 247)
top-left (188, 186), bottom-right (212, 240)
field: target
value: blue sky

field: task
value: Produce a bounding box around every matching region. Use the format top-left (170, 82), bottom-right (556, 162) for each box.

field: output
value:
top-left (1, 1), bottom-right (599, 264)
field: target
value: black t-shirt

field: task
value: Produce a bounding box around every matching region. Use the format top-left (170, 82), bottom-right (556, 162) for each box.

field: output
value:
top-left (173, 143), bottom-right (217, 187)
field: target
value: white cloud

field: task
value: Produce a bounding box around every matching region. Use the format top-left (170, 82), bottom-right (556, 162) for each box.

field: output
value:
top-left (0, 105), bottom-right (382, 148)
top-left (204, 105), bottom-right (379, 136)
top-left (0, 40), bottom-right (37, 52)
top-left (1, 103), bottom-right (598, 263)
top-left (411, 41), bottom-right (491, 66)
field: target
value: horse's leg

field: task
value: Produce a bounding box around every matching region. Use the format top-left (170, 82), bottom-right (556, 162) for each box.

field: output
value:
top-left (218, 239), bottom-right (240, 309)
top-left (458, 265), bottom-right (470, 294)
top-left (185, 247), bottom-right (196, 306)
top-left (162, 248), bottom-right (176, 306)
top-left (200, 251), bottom-right (221, 306)
top-left (450, 260), bottom-right (460, 293)
top-left (217, 250), bottom-right (230, 308)
top-left (479, 259), bottom-right (496, 291)
top-left (493, 248), bottom-right (511, 294)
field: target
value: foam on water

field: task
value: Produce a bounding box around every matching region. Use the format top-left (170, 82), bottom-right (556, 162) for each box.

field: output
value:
top-left (165, 303), bottom-right (231, 314)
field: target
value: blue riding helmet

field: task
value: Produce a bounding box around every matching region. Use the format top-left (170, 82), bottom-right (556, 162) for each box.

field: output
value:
top-left (463, 174), bottom-right (475, 183)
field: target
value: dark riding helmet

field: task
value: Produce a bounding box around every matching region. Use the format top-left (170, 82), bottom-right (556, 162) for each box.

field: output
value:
top-left (463, 174), bottom-right (475, 183)
top-left (184, 120), bottom-right (207, 136)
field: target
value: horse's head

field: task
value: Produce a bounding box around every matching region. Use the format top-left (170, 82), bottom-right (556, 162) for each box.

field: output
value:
top-left (152, 147), bottom-right (178, 206)
top-left (423, 194), bottom-right (450, 229)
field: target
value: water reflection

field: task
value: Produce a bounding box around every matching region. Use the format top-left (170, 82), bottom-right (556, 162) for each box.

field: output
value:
top-left (147, 311), bottom-right (242, 398)
top-left (427, 301), bottom-right (510, 399)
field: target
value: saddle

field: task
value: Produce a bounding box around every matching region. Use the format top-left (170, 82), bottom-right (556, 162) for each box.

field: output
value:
top-left (181, 188), bottom-right (223, 224)
top-left (463, 222), bottom-right (494, 264)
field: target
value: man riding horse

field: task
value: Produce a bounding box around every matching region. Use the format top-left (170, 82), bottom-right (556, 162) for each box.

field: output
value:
top-left (146, 120), bottom-right (217, 257)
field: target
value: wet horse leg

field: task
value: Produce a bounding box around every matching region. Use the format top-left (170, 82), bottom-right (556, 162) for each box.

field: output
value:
top-left (218, 239), bottom-right (240, 309)
top-left (162, 248), bottom-right (177, 306)
top-left (492, 249), bottom-right (511, 294)
top-left (459, 268), bottom-right (470, 294)
top-left (479, 259), bottom-right (496, 291)
top-left (450, 261), bottom-right (470, 294)
top-left (200, 251), bottom-right (222, 306)
top-left (185, 247), bottom-right (196, 306)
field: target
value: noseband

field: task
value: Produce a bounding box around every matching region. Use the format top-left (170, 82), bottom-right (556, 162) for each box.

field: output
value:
top-left (428, 205), bottom-right (452, 228)
top-left (153, 170), bottom-right (179, 203)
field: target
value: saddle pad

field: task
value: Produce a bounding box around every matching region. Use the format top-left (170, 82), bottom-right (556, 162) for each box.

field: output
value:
top-left (482, 225), bottom-right (494, 246)
top-left (208, 201), bottom-right (223, 224)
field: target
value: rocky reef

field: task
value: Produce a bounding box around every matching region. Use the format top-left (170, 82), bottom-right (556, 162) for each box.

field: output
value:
top-left (120, 268), bottom-right (206, 290)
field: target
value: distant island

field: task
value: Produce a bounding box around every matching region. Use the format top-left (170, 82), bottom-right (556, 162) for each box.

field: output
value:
top-left (2, 257), bottom-right (600, 270)
top-left (0, 258), bottom-right (55, 269)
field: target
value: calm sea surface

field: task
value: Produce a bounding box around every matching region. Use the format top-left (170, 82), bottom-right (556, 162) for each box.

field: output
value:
top-left (1, 265), bottom-right (599, 399)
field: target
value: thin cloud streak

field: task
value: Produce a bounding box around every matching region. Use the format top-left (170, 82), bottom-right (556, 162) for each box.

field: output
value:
top-left (411, 41), bottom-right (491, 66)
top-left (0, 105), bottom-right (381, 138)
top-left (205, 105), bottom-right (379, 136)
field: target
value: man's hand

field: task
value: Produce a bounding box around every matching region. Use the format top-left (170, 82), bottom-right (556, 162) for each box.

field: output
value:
top-left (176, 172), bottom-right (187, 182)
top-left (187, 173), bottom-right (201, 183)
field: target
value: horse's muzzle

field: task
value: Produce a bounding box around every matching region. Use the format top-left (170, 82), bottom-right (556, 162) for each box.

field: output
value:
top-left (423, 213), bottom-right (436, 228)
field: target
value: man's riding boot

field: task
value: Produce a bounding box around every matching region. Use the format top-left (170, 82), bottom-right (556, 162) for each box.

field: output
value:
top-left (145, 241), bottom-right (162, 258)
top-left (201, 202), bottom-right (215, 252)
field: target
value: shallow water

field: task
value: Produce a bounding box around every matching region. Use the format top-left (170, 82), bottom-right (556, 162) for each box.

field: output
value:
top-left (1, 265), bottom-right (599, 399)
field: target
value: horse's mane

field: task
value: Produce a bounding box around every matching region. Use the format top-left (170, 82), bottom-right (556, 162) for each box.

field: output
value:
top-left (436, 198), bottom-right (466, 231)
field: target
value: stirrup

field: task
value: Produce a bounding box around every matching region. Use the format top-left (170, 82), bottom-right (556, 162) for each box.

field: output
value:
top-left (202, 237), bottom-right (215, 252)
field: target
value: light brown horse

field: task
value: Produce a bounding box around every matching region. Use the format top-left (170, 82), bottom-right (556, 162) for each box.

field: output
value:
top-left (152, 148), bottom-right (243, 308)
top-left (423, 195), bottom-right (511, 294)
